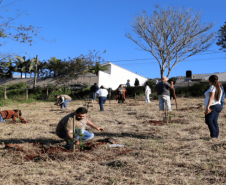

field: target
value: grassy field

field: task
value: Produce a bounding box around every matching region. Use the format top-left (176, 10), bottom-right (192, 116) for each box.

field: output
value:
top-left (0, 97), bottom-right (226, 185)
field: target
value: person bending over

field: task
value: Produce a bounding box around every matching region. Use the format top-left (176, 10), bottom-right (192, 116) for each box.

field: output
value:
top-left (56, 94), bottom-right (72, 109)
top-left (56, 107), bottom-right (104, 148)
top-left (156, 77), bottom-right (173, 111)
top-left (0, 110), bottom-right (27, 123)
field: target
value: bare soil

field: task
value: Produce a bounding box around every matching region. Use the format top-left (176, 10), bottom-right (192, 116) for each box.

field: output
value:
top-left (0, 97), bottom-right (226, 184)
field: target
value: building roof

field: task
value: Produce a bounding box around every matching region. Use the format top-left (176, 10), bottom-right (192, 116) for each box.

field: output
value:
top-left (101, 62), bottom-right (148, 79)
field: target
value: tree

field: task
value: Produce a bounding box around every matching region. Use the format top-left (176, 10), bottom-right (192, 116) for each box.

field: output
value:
top-left (14, 56), bottom-right (36, 78)
top-left (88, 62), bottom-right (109, 76)
top-left (216, 22), bottom-right (226, 52)
top-left (126, 5), bottom-right (215, 78)
top-left (40, 56), bottom-right (93, 93)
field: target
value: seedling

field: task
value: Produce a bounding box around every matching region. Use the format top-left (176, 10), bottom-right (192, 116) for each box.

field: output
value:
top-left (70, 115), bottom-right (86, 152)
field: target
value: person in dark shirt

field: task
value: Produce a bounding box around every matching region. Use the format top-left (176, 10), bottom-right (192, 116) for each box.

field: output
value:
top-left (134, 78), bottom-right (139, 87)
top-left (156, 77), bottom-right (173, 111)
top-left (90, 83), bottom-right (99, 102)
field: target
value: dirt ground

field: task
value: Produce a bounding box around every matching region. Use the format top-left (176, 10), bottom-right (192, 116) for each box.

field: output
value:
top-left (0, 97), bottom-right (226, 185)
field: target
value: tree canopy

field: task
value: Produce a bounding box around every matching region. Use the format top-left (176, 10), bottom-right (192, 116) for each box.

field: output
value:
top-left (126, 5), bottom-right (215, 78)
top-left (216, 22), bottom-right (226, 52)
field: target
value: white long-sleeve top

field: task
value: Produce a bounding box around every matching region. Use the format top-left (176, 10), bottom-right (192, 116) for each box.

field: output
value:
top-left (145, 85), bottom-right (151, 94)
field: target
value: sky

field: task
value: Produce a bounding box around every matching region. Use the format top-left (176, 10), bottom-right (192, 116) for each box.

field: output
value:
top-left (2, 0), bottom-right (226, 79)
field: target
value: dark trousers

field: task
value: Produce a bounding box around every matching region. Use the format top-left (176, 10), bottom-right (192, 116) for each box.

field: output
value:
top-left (205, 104), bottom-right (222, 138)
top-left (118, 94), bottom-right (124, 103)
top-left (99, 97), bottom-right (107, 111)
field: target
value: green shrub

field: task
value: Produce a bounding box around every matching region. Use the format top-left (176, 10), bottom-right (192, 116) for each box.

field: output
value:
top-left (176, 83), bottom-right (209, 97)
top-left (152, 92), bottom-right (158, 100)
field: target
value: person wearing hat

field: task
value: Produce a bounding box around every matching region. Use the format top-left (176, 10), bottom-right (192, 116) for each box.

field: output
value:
top-left (156, 77), bottom-right (173, 111)
top-left (96, 85), bottom-right (108, 111)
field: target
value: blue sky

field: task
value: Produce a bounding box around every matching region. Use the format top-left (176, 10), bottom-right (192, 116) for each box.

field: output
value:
top-left (3, 0), bottom-right (226, 79)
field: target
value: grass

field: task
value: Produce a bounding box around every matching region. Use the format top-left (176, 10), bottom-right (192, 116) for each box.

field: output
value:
top-left (0, 97), bottom-right (226, 184)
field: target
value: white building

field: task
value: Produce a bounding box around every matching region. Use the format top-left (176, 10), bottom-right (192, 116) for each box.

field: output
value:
top-left (98, 62), bottom-right (148, 90)
top-left (201, 72), bottom-right (226, 82)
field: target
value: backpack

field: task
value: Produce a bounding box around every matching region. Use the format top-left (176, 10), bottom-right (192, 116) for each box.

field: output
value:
top-left (220, 84), bottom-right (225, 109)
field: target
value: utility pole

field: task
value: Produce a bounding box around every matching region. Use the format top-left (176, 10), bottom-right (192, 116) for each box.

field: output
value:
top-left (33, 55), bottom-right (38, 88)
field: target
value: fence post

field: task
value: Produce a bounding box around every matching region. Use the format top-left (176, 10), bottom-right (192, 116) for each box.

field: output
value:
top-left (4, 85), bottom-right (6, 100)
top-left (26, 89), bottom-right (28, 101)
top-left (46, 88), bottom-right (49, 101)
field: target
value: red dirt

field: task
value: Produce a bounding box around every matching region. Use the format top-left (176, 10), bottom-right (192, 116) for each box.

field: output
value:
top-left (3, 141), bottom-right (108, 161)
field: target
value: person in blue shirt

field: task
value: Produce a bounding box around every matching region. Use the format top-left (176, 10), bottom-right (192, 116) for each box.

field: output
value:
top-left (126, 80), bottom-right (130, 87)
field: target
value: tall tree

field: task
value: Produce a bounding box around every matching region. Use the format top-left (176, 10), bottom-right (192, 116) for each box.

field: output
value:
top-left (216, 22), bottom-right (226, 52)
top-left (126, 5), bottom-right (215, 78)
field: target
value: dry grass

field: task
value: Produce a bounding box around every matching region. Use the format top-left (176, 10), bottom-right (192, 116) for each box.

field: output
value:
top-left (0, 97), bottom-right (226, 185)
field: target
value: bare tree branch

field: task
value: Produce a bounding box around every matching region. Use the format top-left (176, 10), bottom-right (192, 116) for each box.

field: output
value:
top-left (126, 5), bottom-right (215, 78)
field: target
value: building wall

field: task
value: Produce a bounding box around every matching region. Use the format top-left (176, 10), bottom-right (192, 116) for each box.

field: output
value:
top-left (98, 71), bottom-right (111, 88)
top-left (202, 72), bottom-right (226, 82)
top-left (109, 63), bottom-right (148, 90)
top-left (0, 76), bottom-right (98, 87)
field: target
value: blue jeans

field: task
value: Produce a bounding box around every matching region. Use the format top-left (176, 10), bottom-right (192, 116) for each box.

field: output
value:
top-left (57, 128), bottom-right (94, 145)
top-left (61, 99), bottom-right (71, 109)
top-left (0, 113), bottom-right (6, 123)
top-left (99, 97), bottom-right (107, 111)
top-left (205, 104), bottom-right (222, 138)
top-left (90, 92), bottom-right (97, 101)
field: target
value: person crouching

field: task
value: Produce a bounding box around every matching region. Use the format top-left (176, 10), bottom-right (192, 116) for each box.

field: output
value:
top-left (56, 107), bottom-right (104, 149)
top-left (56, 94), bottom-right (72, 109)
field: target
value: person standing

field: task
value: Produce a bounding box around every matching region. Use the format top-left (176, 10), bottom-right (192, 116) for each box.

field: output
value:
top-left (156, 77), bottom-right (173, 111)
top-left (96, 85), bottom-right (108, 111)
top-left (145, 82), bottom-right (151, 103)
top-left (134, 78), bottom-right (140, 87)
top-left (56, 94), bottom-right (72, 109)
top-left (89, 83), bottom-right (99, 102)
top-left (116, 84), bottom-right (127, 103)
top-left (204, 75), bottom-right (224, 139)
top-left (126, 80), bottom-right (130, 87)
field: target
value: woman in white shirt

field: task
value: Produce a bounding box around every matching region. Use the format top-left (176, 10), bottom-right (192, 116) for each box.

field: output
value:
top-left (96, 85), bottom-right (108, 111)
top-left (145, 82), bottom-right (151, 103)
top-left (204, 75), bottom-right (223, 139)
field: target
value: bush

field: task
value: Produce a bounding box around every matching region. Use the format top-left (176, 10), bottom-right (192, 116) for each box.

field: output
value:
top-left (176, 83), bottom-right (209, 97)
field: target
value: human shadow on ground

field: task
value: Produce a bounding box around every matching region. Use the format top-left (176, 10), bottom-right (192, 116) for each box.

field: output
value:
top-left (93, 132), bottom-right (162, 140)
